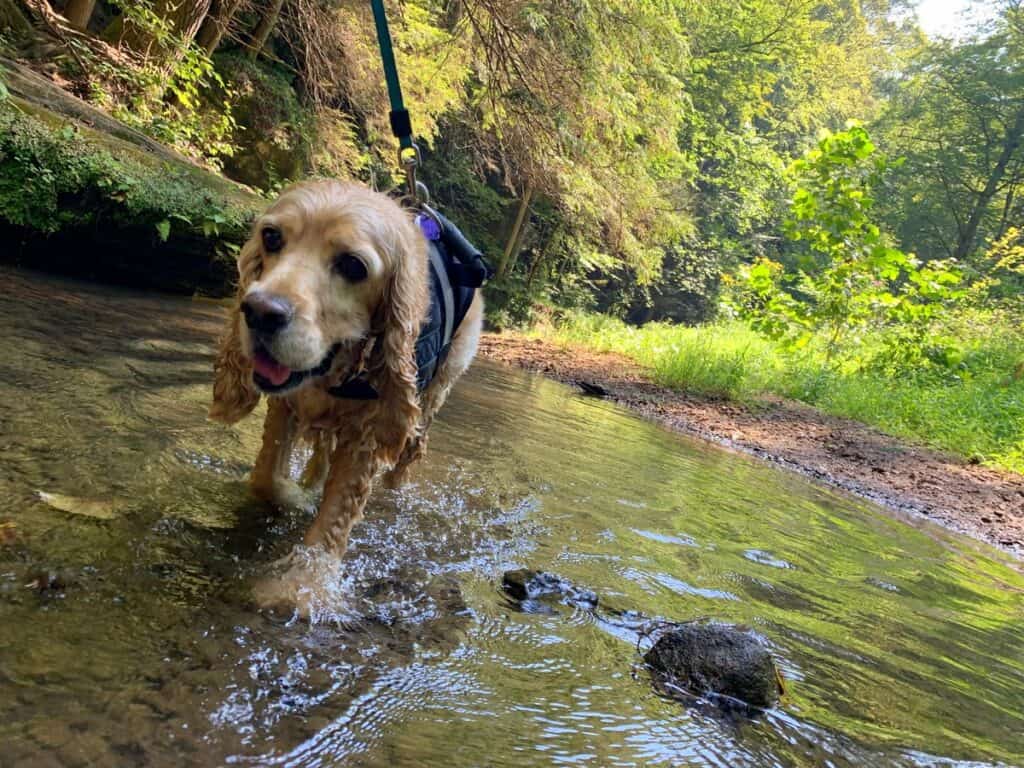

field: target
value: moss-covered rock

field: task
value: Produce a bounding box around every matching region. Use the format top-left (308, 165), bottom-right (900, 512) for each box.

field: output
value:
top-left (212, 53), bottom-right (315, 190)
top-left (0, 63), bottom-right (265, 294)
top-left (644, 622), bottom-right (784, 710)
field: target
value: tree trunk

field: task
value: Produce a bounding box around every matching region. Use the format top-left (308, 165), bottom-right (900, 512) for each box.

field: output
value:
top-left (498, 185), bottom-right (534, 277)
top-left (442, 0), bottom-right (463, 29)
top-left (0, 0), bottom-right (34, 40)
top-left (63, 0), bottom-right (96, 29)
top-left (118, 0), bottom-right (212, 66)
top-left (998, 185), bottom-right (1016, 240)
top-left (955, 108), bottom-right (1024, 260)
top-left (525, 247), bottom-right (547, 289)
top-left (196, 0), bottom-right (243, 54)
top-left (247, 0), bottom-right (286, 59)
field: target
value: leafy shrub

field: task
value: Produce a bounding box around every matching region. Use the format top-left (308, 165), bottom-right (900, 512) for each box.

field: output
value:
top-left (732, 125), bottom-right (964, 369)
top-left (86, 1), bottom-right (238, 166)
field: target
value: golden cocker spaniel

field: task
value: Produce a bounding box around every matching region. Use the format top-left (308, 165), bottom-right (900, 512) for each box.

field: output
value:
top-left (209, 181), bottom-right (483, 605)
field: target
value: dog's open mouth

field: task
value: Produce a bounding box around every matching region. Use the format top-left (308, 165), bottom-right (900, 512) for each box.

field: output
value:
top-left (251, 342), bottom-right (341, 393)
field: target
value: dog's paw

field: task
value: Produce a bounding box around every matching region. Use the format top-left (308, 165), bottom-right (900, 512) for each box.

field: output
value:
top-left (381, 465), bottom-right (410, 490)
top-left (250, 547), bottom-right (356, 624)
top-left (252, 478), bottom-right (313, 512)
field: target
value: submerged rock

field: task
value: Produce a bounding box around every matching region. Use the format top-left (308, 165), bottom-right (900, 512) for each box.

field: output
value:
top-left (501, 569), bottom-right (598, 610)
top-left (500, 569), bottom-right (539, 600)
top-left (644, 622), bottom-right (783, 709)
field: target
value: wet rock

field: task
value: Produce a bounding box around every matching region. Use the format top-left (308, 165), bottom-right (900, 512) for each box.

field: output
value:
top-left (644, 622), bottom-right (783, 709)
top-left (501, 569), bottom-right (536, 600)
top-left (577, 380), bottom-right (610, 398)
top-left (501, 569), bottom-right (598, 610)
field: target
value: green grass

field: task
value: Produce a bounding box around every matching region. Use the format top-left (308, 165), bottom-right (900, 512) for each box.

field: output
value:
top-left (533, 311), bottom-right (1024, 474)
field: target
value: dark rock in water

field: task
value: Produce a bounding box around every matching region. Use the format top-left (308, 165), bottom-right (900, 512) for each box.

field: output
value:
top-left (501, 569), bottom-right (598, 610)
top-left (577, 380), bottom-right (610, 398)
top-left (644, 623), bottom-right (782, 709)
top-left (501, 569), bottom-right (538, 601)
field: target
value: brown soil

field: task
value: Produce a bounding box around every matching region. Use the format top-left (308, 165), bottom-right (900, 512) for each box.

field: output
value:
top-left (479, 333), bottom-right (1024, 560)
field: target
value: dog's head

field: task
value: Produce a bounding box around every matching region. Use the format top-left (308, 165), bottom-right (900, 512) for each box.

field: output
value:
top-left (211, 181), bottom-right (428, 453)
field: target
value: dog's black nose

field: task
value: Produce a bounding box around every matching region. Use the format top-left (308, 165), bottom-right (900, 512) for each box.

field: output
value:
top-left (242, 292), bottom-right (294, 337)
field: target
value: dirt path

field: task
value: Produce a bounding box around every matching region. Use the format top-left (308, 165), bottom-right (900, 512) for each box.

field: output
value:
top-left (479, 333), bottom-right (1024, 559)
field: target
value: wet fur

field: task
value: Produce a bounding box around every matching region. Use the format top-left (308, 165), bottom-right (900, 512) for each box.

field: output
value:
top-left (209, 181), bottom-right (482, 612)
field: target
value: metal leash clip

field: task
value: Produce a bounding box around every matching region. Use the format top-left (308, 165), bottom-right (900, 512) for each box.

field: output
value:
top-left (398, 143), bottom-right (429, 203)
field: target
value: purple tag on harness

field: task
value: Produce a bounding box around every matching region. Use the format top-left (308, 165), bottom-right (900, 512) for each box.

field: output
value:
top-left (416, 214), bottom-right (441, 241)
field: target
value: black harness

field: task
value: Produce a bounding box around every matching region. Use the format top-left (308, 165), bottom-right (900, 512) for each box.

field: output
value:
top-left (329, 209), bottom-right (491, 400)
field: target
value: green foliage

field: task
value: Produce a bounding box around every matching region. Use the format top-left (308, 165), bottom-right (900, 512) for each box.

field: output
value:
top-left (541, 311), bottom-right (1024, 473)
top-left (0, 101), bottom-right (256, 251)
top-left (734, 125), bottom-right (964, 367)
top-left (209, 53), bottom-right (316, 190)
top-left (86, 1), bottom-right (237, 165)
top-left (22, 0), bottom-right (917, 322)
top-left (875, 8), bottom-right (1024, 262)
top-left (972, 227), bottom-right (1024, 306)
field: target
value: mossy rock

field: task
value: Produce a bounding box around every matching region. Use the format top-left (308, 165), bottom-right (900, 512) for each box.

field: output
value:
top-left (212, 53), bottom-right (315, 190)
top-left (0, 61), bottom-right (266, 294)
top-left (644, 622), bottom-right (784, 709)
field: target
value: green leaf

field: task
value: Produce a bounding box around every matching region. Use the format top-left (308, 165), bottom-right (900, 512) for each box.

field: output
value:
top-left (155, 219), bottom-right (171, 242)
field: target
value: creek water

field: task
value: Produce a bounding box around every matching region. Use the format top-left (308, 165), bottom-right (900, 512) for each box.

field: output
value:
top-left (0, 267), bottom-right (1021, 767)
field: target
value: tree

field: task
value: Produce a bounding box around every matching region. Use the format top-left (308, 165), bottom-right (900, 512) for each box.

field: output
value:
top-left (878, 3), bottom-right (1024, 262)
top-left (247, 0), bottom-right (286, 58)
top-left (63, 0), bottom-right (96, 30)
top-left (113, 0), bottom-right (212, 68)
top-left (736, 125), bottom-right (962, 363)
top-left (196, 0), bottom-right (244, 53)
top-left (454, 1), bottom-right (693, 288)
top-left (622, 0), bottom-right (906, 323)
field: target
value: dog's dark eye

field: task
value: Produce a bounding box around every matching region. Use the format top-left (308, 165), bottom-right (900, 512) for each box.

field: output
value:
top-left (261, 227), bottom-right (283, 253)
top-left (334, 253), bottom-right (368, 283)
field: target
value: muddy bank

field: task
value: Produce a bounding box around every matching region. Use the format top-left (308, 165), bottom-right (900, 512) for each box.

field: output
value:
top-left (479, 333), bottom-right (1024, 559)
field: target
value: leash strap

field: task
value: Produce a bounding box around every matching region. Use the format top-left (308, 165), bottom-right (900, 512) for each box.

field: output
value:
top-left (370, 0), bottom-right (414, 151)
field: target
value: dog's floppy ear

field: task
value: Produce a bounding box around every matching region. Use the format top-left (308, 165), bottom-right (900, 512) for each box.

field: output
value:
top-left (210, 235), bottom-right (262, 424)
top-left (366, 213), bottom-right (429, 465)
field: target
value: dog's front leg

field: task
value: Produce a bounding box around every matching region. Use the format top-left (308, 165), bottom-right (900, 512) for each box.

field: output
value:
top-left (303, 442), bottom-right (376, 557)
top-left (250, 398), bottom-right (306, 509)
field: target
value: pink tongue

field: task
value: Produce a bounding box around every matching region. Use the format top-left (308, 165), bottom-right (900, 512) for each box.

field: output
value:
top-left (252, 348), bottom-right (291, 386)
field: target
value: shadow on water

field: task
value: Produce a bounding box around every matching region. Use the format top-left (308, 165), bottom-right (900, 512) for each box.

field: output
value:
top-left (0, 266), bottom-right (1022, 767)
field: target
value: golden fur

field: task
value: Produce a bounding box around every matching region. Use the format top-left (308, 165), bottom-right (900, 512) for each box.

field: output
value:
top-left (210, 181), bottom-right (483, 597)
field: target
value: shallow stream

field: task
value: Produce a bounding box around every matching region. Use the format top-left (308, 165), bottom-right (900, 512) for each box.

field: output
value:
top-left (1, 267), bottom-right (1022, 767)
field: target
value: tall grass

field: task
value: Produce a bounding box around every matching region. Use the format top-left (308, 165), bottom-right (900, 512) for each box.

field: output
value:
top-left (533, 312), bottom-right (1024, 474)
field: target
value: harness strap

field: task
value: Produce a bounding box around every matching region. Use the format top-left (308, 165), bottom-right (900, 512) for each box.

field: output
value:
top-left (426, 207), bottom-right (495, 288)
top-left (429, 243), bottom-right (456, 348)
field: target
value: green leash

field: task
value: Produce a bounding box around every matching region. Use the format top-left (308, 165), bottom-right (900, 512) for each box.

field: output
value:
top-left (370, 0), bottom-right (422, 197)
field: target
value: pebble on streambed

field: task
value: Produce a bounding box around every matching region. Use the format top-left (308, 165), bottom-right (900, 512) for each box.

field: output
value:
top-left (502, 569), bottom-right (784, 712)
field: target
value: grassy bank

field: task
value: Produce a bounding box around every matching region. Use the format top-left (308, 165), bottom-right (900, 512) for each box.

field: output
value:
top-left (533, 312), bottom-right (1024, 474)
